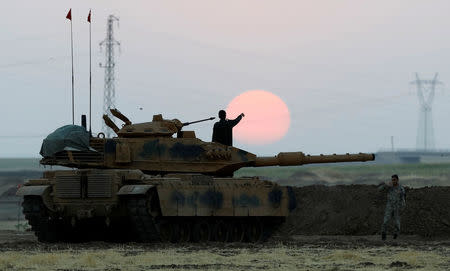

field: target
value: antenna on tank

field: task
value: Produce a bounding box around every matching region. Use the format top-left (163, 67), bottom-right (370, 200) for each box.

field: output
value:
top-left (87, 9), bottom-right (92, 135)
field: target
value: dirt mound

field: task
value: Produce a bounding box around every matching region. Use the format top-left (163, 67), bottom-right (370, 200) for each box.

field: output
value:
top-left (280, 185), bottom-right (450, 237)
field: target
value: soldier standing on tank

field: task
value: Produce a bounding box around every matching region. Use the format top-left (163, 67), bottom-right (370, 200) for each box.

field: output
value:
top-left (378, 174), bottom-right (406, 240)
top-left (212, 110), bottom-right (244, 146)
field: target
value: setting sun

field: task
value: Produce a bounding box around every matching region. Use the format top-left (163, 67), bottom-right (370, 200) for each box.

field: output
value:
top-left (226, 90), bottom-right (290, 145)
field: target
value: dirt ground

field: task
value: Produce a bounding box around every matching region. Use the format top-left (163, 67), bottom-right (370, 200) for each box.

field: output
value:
top-left (282, 185), bottom-right (450, 237)
top-left (0, 230), bottom-right (449, 271)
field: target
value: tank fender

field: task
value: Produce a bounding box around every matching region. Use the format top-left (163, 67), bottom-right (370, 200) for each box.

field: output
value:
top-left (16, 185), bottom-right (51, 196)
top-left (117, 185), bottom-right (155, 195)
top-left (16, 185), bottom-right (56, 212)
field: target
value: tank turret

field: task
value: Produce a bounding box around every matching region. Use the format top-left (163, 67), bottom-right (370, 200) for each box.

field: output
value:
top-left (103, 110), bottom-right (184, 138)
top-left (103, 109), bottom-right (215, 138)
top-left (40, 109), bottom-right (375, 176)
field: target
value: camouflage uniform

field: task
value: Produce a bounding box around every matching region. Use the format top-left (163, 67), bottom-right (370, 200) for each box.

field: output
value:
top-left (378, 183), bottom-right (406, 235)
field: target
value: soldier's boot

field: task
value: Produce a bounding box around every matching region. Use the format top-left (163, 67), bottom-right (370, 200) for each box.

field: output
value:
top-left (381, 232), bottom-right (386, 240)
top-left (393, 233), bottom-right (398, 239)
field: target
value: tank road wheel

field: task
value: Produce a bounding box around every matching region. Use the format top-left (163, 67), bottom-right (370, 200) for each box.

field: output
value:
top-left (158, 221), bottom-right (171, 242)
top-left (178, 221), bottom-right (191, 243)
top-left (260, 220), bottom-right (281, 242)
top-left (105, 218), bottom-right (135, 242)
top-left (192, 220), bottom-right (211, 243)
top-left (246, 219), bottom-right (264, 243)
top-left (22, 196), bottom-right (62, 243)
top-left (213, 220), bottom-right (228, 242)
top-left (126, 194), bottom-right (160, 242)
top-left (159, 220), bottom-right (181, 243)
top-left (228, 221), bottom-right (245, 242)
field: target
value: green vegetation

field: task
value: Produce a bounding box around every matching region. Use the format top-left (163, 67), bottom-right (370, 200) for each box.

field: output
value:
top-left (235, 166), bottom-right (300, 179)
top-left (312, 163), bottom-right (450, 176)
top-left (236, 163), bottom-right (450, 179)
top-left (235, 163), bottom-right (450, 187)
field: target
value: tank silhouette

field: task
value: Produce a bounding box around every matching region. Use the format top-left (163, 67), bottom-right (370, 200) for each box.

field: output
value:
top-left (18, 109), bottom-right (375, 243)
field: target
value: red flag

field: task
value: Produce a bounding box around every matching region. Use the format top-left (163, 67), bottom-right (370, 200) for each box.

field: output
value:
top-left (87, 10), bottom-right (91, 23)
top-left (66, 9), bottom-right (72, 20)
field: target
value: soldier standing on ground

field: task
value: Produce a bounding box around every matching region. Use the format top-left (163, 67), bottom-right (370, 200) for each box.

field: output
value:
top-left (212, 110), bottom-right (244, 146)
top-left (378, 174), bottom-right (406, 240)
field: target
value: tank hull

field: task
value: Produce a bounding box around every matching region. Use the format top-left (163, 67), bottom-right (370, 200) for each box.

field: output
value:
top-left (18, 169), bottom-right (295, 243)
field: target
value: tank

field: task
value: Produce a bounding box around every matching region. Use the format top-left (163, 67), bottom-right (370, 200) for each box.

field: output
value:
top-left (17, 109), bottom-right (375, 243)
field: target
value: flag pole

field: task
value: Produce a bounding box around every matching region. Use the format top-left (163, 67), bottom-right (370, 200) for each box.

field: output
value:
top-left (70, 12), bottom-right (75, 125)
top-left (88, 10), bottom-right (92, 134)
top-left (66, 9), bottom-right (74, 124)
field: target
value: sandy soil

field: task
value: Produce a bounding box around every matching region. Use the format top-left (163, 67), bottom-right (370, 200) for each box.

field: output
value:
top-left (0, 230), bottom-right (449, 271)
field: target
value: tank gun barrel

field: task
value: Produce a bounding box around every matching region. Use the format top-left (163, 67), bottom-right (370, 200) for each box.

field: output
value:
top-left (254, 152), bottom-right (375, 167)
top-left (182, 117), bottom-right (215, 127)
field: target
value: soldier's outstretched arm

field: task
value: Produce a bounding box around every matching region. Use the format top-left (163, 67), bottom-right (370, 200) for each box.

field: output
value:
top-left (229, 113), bottom-right (244, 127)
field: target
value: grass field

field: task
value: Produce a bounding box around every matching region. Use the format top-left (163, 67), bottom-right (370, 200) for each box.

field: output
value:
top-left (235, 163), bottom-right (450, 179)
top-left (0, 244), bottom-right (448, 271)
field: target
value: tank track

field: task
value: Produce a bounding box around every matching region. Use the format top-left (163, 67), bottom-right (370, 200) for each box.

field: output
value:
top-left (23, 196), bottom-right (119, 243)
top-left (22, 196), bottom-right (67, 242)
top-left (23, 195), bottom-right (282, 243)
top-left (125, 193), bottom-right (282, 243)
top-left (126, 196), bottom-right (161, 242)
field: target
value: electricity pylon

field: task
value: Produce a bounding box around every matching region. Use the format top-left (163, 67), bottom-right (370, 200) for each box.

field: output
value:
top-left (411, 73), bottom-right (442, 151)
top-left (100, 15), bottom-right (120, 137)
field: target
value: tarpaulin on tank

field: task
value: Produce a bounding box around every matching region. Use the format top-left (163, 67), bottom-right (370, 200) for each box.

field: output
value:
top-left (40, 125), bottom-right (92, 157)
